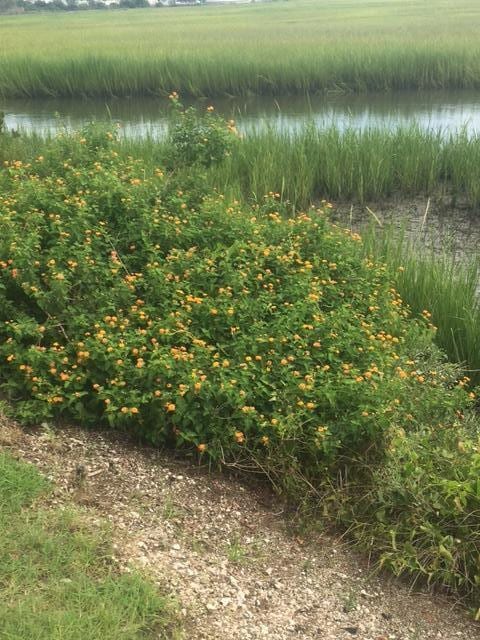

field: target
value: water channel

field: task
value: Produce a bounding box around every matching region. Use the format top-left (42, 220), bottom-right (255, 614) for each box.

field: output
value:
top-left (2, 90), bottom-right (480, 138)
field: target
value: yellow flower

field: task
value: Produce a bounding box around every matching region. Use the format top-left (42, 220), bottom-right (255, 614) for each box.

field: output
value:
top-left (197, 443), bottom-right (207, 453)
top-left (166, 403), bottom-right (176, 412)
top-left (235, 431), bottom-right (245, 444)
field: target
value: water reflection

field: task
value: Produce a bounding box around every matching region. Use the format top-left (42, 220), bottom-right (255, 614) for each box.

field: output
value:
top-left (2, 91), bottom-right (480, 137)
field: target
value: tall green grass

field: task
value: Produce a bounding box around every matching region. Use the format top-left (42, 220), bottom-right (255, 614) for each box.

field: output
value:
top-left (120, 125), bottom-right (480, 208)
top-left (1, 0), bottom-right (480, 97)
top-left (362, 226), bottom-right (480, 384)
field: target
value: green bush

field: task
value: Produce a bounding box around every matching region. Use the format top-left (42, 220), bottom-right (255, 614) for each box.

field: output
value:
top-left (0, 126), bottom-right (470, 460)
top-left (326, 405), bottom-right (480, 616)
top-left (165, 93), bottom-right (239, 169)
top-left (0, 123), bottom-right (479, 606)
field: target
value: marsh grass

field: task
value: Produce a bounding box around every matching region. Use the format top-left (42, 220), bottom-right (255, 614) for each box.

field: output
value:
top-left (1, 0), bottom-right (480, 97)
top-left (2, 122), bottom-right (480, 207)
top-left (117, 125), bottom-right (480, 208)
top-left (362, 225), bottom-right (480, 383)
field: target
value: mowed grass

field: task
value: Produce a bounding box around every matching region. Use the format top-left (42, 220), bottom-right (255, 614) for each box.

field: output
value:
top-left (1, 0), bottom-right (480, 96)
top-left (0, 450), bottom-right (179, 640)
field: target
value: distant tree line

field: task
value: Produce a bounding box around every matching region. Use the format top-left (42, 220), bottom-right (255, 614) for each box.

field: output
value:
top-left (0, 0), bottom-right (206, 13)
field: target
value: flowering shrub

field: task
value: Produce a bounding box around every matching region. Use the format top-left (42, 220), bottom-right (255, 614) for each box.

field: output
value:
top-left (165, 93), bottom-right (239, 169)
top-left (0, 126), bottom-right (474, 469)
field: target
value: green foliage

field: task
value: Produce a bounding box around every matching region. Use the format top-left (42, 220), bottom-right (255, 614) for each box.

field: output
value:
top-left (166, 94), bottom-right (239, 169)
top-left (0, 452), bottom-right (179, 639)
top-left (324, 408), bottom-right (480, 616)
top-left (0, 126), bottom-right (472, 465)
top-left (0, 122), bottom-right (479, 609)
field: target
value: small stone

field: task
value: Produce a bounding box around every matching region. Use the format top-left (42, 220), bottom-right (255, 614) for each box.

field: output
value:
top-left (344, 627), bottom-right (359, 635)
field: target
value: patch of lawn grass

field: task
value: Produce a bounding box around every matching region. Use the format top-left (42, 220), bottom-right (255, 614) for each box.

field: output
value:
top-left (0, 452), bottom-right (180, 640)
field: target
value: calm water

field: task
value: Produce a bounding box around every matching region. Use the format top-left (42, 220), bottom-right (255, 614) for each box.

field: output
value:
top-left (2, 91), bottom-right (480, 137)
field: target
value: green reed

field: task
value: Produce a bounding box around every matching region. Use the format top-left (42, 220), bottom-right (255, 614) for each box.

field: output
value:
top-left (361, 225), bottom-right (480, 384)
top-left (1, 0), bottom-right (480, 97)
top-left (208, 126), bottom-right (480, 209)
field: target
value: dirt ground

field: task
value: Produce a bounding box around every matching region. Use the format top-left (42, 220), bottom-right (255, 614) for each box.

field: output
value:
top-left (1, 417), bottom-right (479, 640)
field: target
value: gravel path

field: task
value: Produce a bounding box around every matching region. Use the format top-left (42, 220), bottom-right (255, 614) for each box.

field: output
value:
top-left (1, 419), bottom-right (479, 640)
